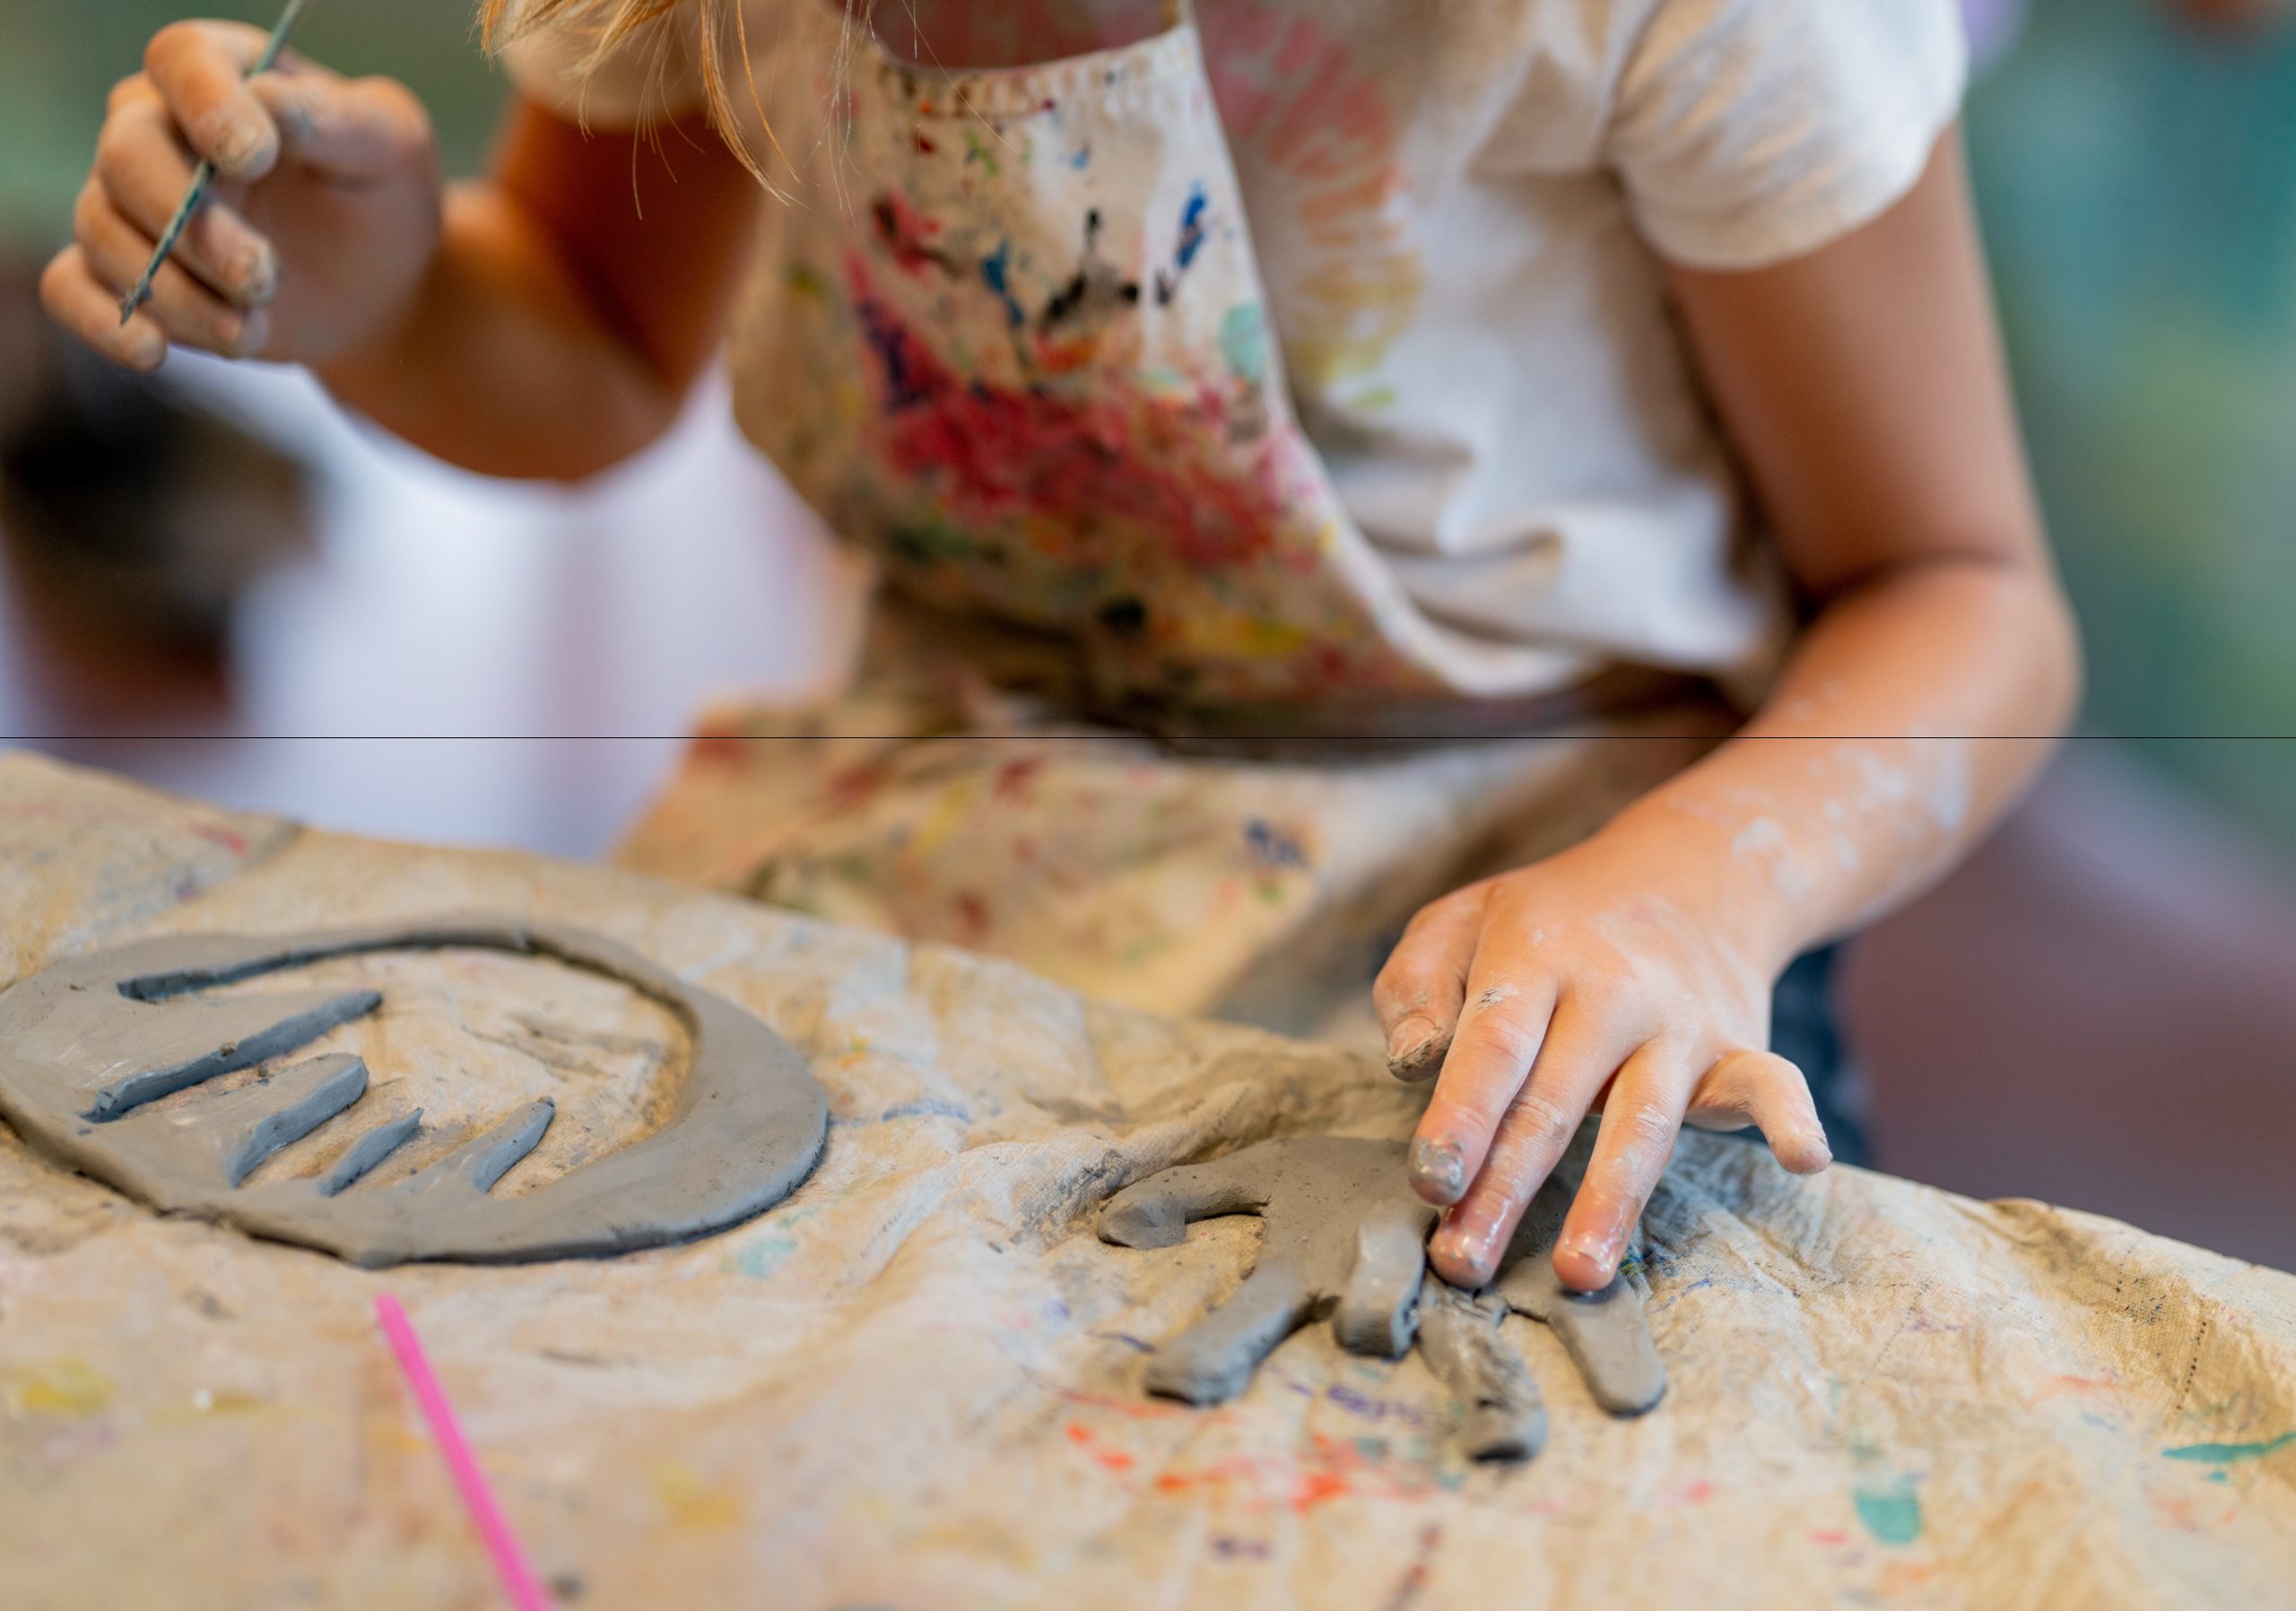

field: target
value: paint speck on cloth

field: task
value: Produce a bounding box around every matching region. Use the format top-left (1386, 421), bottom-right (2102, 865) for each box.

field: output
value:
top-left (4, 752), bottom-right (2295, 1611)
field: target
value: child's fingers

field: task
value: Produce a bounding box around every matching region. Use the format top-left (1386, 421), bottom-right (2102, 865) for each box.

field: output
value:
top-left (72, 183), bottom-right (269, 356)
top-left (94, 97), bottom-right (276, 304)
top-left (39, 248), bottom-right (169, 371)
top-left (144, 19), bottom-right (286, 179)
top-left (1373, 884), bottom-right (1487, 1083)
top-left (1422, 1067), bottom-right (1582, 1288)
top-left (1551, 1041), bottom-right (1692, 1292)
top-left (1405, 946), bottom-right (1561, 1209)
top-left (1687, 1049), bottom-right (1833, 1174)
top-left (252, 73), bottom-right (433, 182)
top-left (1425, 993), bottom-right (1626, 1283)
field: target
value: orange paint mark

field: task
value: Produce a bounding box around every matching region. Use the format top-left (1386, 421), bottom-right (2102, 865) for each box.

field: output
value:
top-left (1877, 1562), bottom-right (1938, 1594)
top-left (1066, 1420), bottom-right (1137, 1472)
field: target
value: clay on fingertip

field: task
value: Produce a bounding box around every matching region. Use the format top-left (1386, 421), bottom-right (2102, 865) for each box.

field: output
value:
top-left (1408, 1134), bottom-right (1468, 1202)
top-left (1386, 1024), bottom-right (1448, 1084)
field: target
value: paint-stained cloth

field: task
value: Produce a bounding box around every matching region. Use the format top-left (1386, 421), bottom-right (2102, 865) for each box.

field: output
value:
top-left (4, 752), bottom-right (2292, 1611)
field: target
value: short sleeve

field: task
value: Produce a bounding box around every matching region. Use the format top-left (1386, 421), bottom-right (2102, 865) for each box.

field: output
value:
top-left (496, 0), bottom-right (709, 128)
top-left (1604, 0), bottom-right (1968, 270)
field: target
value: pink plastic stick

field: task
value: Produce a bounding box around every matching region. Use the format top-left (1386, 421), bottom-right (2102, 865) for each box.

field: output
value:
top-left (375, 1291), bottom-right (552, 1611)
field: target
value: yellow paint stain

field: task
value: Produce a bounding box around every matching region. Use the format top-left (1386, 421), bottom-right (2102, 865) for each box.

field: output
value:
top-left (908, 778), bottom-right (980, 862)
top-left (1172, 610), bottom-right (1313, 662)
top-left (13, 1357), bottom-right (114, 1415)
top-left (654, 1463), bottom-right (744, 1531)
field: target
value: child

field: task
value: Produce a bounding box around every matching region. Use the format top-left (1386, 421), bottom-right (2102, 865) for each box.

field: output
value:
top-left (42, 0), bottom-right (2078, 1296)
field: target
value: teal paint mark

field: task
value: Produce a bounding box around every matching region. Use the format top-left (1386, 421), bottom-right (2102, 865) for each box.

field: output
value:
top-left (734, 1206), bottom-right (820, 1279)
top-left (2208, 1470), bottom-right (2231, 1484)
top-left (1853, 1476), bottom-right (1923, 1546)
top-left (1220, 301), bottom-right (1267, 384)
top-left (2163, 1430), bottom-right (2296, 1464)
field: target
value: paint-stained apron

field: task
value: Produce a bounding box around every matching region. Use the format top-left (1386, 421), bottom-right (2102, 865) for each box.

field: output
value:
top-left (623, 2), bottom-right (1738, 1041)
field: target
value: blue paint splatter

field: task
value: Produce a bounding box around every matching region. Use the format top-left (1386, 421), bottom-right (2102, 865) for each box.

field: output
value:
top-left (2164, 1430), bottom-right (2296, 1464)
top-left (875, 1097), bottom-right (972, 1124)
top-left (1853, 1476), bottom-right (1923, 1545)
top-left (1244, 818), bottom-right (1307, 869)
top-left (980, 240), bottom-right (1025, 329)
top-left (1176, 182), bottom-right (1210, 268)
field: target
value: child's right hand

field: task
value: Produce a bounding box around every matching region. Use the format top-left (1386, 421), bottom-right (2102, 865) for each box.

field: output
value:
top-left (40, 20), bottom-right (442, 374)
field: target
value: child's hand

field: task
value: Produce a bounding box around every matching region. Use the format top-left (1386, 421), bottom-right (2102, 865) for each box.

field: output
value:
top-left (1375, 829), bottom-right (1834, 1293)
top-left (41, 20), bottom-right (441, 372)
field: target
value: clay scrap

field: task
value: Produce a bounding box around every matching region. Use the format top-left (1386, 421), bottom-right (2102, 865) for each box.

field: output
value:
top-left (0, 915), bottom-right (829, 1267)
top-left (1100, 1128), bottom-right (1666, 1460)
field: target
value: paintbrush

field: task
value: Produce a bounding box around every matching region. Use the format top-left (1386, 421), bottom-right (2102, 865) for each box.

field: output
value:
top-left (117, 0), bottom-right (317, 327)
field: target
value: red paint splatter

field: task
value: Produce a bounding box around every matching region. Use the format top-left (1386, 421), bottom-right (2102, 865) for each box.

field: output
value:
top-left (847, 255), bottom-right (1306, 572)
top-left (825, 763), bottom-right (884, 810)
top-left (993, 757), bottom-right (1045, 801)
top-left (870, 191), bottom-right (959, 277)
top-left (191, 822), bottom-right (248, 857)
top-left (953, 891), bottom-right (990, 942)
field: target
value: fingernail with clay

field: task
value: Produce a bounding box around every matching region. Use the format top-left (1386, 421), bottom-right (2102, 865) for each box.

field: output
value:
top-left (214, 118), bottom-right (267, 174)
top-left (1385, 1014), bottom-right (1427, 1063)
top-left (1408, 1135), bottom-right (1468, 1203)
top-left (239, 243), bottom-right (278, 308)
top-left (1434, 1216), bottom-right (1500, 1289)
top-left (1561, 1229), bottom-right (1622, 1285)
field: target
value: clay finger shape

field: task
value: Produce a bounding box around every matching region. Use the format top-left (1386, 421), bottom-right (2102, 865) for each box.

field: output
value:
top-left (1098, 1136), bottom-right (1438, 1405)
top-left (0, 916), bottom-right (829, 1267)
top-left (1486, 1143), bottom-right (1666, 1417)
top-left (1415, 1281), bottom-right (1547, 1461)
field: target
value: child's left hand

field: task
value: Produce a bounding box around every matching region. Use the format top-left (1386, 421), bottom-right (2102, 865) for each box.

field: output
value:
top-left (1374, 824), bottom-right (1835, 1293)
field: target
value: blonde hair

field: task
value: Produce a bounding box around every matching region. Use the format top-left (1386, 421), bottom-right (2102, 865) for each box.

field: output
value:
top-left (478, 0), bottom-right (808, 187)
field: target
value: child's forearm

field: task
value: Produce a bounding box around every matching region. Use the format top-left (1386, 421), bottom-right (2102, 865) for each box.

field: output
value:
top-left (1605, 553), bottom-right (2081, 977)
top-left (315, 181), bottom-right (683, 480)
top-left (317, 100), bottom-right (760, 483)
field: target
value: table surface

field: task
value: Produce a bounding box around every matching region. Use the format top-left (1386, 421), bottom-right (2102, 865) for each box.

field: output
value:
top-left (3, 753), bottom-right (2292, 1611)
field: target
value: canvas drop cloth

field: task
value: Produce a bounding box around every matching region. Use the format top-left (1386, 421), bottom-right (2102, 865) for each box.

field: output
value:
top-left (1, 752), bottom-right (2292, 1611)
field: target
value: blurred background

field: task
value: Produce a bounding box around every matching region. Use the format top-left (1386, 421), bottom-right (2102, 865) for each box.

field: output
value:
top-left (1, 0), bottom-right (2292, 1266)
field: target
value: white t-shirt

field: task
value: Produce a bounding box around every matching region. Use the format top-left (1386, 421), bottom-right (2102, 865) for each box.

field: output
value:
top-left (505, 0), bottom-right (1967, 705)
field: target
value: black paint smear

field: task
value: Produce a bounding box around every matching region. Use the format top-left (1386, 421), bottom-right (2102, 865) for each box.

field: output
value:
top-left (870, 196), bottom-right (962, 279)
top-left (1039, 207), bottom-right (1141, 334)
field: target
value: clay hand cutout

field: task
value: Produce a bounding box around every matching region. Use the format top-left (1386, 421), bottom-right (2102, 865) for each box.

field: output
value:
top-left (1417, 1140), bottom-right (1666, 1460)
top-left (1098, 1137), bottom-right (1438, 1404)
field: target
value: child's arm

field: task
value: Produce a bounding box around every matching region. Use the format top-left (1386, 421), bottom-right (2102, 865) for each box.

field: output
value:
top-left (40, 20), bottom-right (757, 480)
top-left (1378, 131), bottom-right (2081, 1294)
